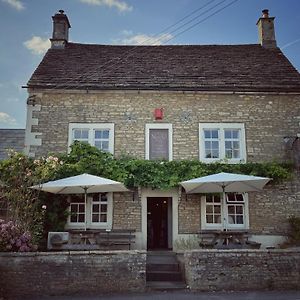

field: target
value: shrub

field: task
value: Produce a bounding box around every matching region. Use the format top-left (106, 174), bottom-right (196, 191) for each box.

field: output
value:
top-left (0, 219), bottom-right (36, 252)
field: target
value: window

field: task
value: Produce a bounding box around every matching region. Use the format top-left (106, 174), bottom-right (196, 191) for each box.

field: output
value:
top-left (68, 123), bottom-right (114, 154)
top-left (199, 123), bottom-right (246, 163)
top-left (91, 193), bottom-right (108, 223)
top-left (66, 193), bottom-right (113, 229)
top-left (70, 195), bottom-right (85, 223)
top-left (201, 193), bottom-right (249, 230)
top-left (145, 124), bottom-right (173, 161)
top-left (205, 194), bottom-right (221, 225)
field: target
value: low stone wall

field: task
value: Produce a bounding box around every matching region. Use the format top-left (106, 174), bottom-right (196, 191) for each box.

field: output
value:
top-left (0, 250), bottom-right (146, 298)
top-left (184, 249), bottom-right (300, 291)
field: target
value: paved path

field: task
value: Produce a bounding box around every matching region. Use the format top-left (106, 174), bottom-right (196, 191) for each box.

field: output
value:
top-left (25, 290), bottom-right (300, 300)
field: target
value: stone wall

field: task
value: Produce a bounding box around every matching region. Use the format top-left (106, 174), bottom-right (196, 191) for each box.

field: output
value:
top-left (113, 192), bottom-right (141, 231)
top-left (184, 249), bottom-right (300, 291)
top-left (0, 250), bottom-right (146, 298)
top-left (26, 90), bottom-right (300, 162)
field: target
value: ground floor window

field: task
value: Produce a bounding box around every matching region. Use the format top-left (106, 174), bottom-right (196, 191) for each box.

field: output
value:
top-left (201, 193), bottom-right (249, 230)
top-left (66, 193), bottom-right (113, 230)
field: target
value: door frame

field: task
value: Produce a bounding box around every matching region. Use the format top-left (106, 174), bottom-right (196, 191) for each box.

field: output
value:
top-left (141, 188), bottom-right (179, 250)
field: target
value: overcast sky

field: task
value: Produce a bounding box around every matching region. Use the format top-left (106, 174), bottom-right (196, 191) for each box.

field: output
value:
top-left (0, 0), bottom-right (299, 129)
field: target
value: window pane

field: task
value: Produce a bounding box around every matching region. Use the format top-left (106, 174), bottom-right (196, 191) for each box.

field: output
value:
top-left (206, 205), bottom-right (213, 213)
top-left (92, 214), bottom-right (99, 222)
top-left (101, 204), bottom-right (107, 213)
top-left (78, 214), bottom-right (85, 222)
top-left (211, 130), bottom-right (218, 139)
top-left (93, 204), bottom-right (99, 213)
top-left (214, 214), bottom-right (221, 223)
top-left (228, 205), bottom-right (235, 214)
top-left (100, 214), bottom-right (107, 222)
top-left (228, 215), bottom-right (235, 224)
top-left (206, 195), bottom-right (213, 202)
top-left (204, 130), bottom-right (211, 139)
top-left (102, 130), bottom-right (109, 139)
top-left (212, 150), bottom-right (219, 158)
top-left (206, 215), bottom-right (213, 223)
top-left (225, 141), bottom-right (232, 149)
top-left (236, 206), bottom-right (243, 214)
top-left (214, 206), bottom-right (221, 214)
top-left (71, 205), bottom-right (77, 213)
top-left (101, 194), bottom-right (108, 202)
top-left (225, 149), bottom-right (232, 158)
top-left (205, 141), bottom-right (211, 149)
top-left (205, 150), bottom-right (212, 158)
top-left (101, 141), bottom-right (109, 150)
top-left (236, 194), bottom-right (244, 202)
top-left (224, 130), bottom-right (232, 139)
top-left (212, 141), bottom-right (219, 149)
top-left (70, 215), bottom-right (77, 222)
top-left (79, 204), bottom-right (85, 213)
top-left (232, 130), bottom-right (239, 139)
top-left (236, 216), bottom-right (244, 224)
top-left (214, 195), bottom-right (221, 202)
top-left (233, 150), bottom-right (240, 158)
top-left (227, 193), bottom-right (235, 202)
top-left (94, 130), bottom-right (103, 139)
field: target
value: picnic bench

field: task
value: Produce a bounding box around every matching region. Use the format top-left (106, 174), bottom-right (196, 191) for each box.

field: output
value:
top-left (48, 229), bottom-right (136, 250)
top-left (198, 230), bottom-right (261, 249)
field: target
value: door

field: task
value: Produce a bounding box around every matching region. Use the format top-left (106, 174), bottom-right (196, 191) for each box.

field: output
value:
top-left (147, 197), bottom-right (172, 250)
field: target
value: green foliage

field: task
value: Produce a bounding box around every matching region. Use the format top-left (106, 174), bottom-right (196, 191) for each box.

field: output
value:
top-left (58, 142), bottom-right (292, 190)
top-left (0, 142), bottom-right (293, 251)
top-left (287, 216), bottom-right (300, 245)
top-left (0, 151), bottom-right (63, 248)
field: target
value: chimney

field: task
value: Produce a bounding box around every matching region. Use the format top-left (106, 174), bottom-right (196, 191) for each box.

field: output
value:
top-left (256, 9), bottom-right (277, 49)
top-left (50, 10), bottom-right (71, 49)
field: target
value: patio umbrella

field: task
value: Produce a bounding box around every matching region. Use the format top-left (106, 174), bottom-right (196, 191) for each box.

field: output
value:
top-left (31, 173), bottom-right (129, 230)
top-left (180, 172), bottom-right (271, 230)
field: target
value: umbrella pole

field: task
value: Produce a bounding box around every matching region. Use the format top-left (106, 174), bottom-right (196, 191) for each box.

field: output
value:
top-left (222, 185), bottom-right (227, 232)
top-left (83, 187), bottom-right (88, 231)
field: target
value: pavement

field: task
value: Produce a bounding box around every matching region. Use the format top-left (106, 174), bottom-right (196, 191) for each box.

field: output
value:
top-left (23, 290), bottom-right (300, 300)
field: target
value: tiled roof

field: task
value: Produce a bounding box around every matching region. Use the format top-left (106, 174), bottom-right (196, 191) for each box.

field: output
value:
top-left (0, 129), bottom-right (25, 160)
top-left (27, 43), bottom-right (300, 92)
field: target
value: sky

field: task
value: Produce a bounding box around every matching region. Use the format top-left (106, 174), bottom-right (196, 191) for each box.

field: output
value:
top-left (0, 0), bottom-right (299, 129)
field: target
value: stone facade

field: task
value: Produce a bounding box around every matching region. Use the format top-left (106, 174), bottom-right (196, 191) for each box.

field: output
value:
top-left (0, 250), bottom-right (146, 298)
top-left (183, 249), bottom-right (300, 291)
top-left (26, 90), bottom-right (300, 162)
top-left (24, 89), bottom-right (300, 243)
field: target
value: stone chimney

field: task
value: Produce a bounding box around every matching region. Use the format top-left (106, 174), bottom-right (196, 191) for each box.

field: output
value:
top-left (256, 9), bottom-right (277, 49)
top-left (50, 10), bottom-right (71, 49)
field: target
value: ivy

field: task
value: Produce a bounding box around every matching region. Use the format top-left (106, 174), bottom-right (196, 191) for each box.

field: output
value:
top-left (56, 142), bottom-right (292, 190)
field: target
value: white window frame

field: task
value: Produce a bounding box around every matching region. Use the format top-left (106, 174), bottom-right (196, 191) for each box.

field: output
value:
top-left (65, 193), bottom-right (113, 230)
top-left (145, 123), bottom-right (173, 161)
top-left (200, 193), bottom-right (249, 230)
top-left (199, 123), bottom-right (246, 164)
top-left (68, 123), bottom-right (114, 154)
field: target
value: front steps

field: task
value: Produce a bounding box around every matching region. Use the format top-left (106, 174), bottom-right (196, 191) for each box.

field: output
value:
top-left (146, 251), bottom-right (186, 290)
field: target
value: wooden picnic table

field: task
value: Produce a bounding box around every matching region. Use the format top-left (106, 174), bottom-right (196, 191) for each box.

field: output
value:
top-left (199, 230), bottom-right (249, 249)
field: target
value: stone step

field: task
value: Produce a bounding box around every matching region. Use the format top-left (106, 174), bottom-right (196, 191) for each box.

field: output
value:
top-left (147, 262), bottom-right (179, 272)
top-left (146, 270), bottom-right (182, 281)
top-left (147, 255), bottom-right (178, 264)
top-left (146, 281), bottom-right (187, 290)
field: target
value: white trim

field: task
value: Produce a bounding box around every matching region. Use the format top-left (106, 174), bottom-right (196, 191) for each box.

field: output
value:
top-left (68, 123), bottom-right (114, 154)
top-left (201, 193), bottom-right (249, 230)
top-left (65, 193), bottom-right (113, 230)
top-left (141, 188), bottom-right (178, 250)
top-left (199, 123), bottom-right (246, 164)
top-left (145, 123), bottom-right (173, 161)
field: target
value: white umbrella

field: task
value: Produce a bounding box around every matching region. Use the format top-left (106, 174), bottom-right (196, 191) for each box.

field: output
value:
top-left (180, 172), bottom-right (271, 230)
top-left (31, 173), bottom-right (129, 230)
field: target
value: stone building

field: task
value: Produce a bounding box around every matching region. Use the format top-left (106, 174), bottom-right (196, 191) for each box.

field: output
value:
top-left (24, 9), bottom-right (300, 250)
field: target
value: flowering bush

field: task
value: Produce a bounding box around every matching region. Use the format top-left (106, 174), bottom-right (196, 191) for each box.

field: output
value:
top-left (0, 219), bottom-right (36, 252)
top-left (0, 151), bottom-right (63, 250)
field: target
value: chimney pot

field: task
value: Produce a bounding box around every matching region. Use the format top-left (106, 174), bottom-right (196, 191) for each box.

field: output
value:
top-left (59, 9), bottom-right (64, 14)
top-left (262, 9), bottom-right (269, 18)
